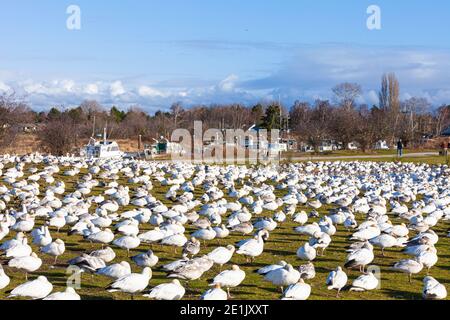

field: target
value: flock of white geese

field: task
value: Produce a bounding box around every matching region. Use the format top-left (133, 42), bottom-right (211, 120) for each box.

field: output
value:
top-left (0, 153), bottom-right (448, 300)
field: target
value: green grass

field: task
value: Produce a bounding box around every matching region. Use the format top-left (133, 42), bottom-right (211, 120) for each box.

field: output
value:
top-left (0, 158), bottom-right (448, 300)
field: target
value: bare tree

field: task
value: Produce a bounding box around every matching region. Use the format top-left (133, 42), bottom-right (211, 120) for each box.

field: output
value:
top-left (332, 82), bottom-right (362, 110)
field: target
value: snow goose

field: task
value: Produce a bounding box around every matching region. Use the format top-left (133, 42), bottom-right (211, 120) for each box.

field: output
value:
top-left (326, 266), bottom-right (348, 297)
top-left (0, 265), bottom-right (10, 289)
top-left (97, 261), bottom-right (132, 279)
top-left (162, 254), bottom-right (190, 272)
top-left (113, 235), bottom-right (140, 256)
top-left (264, 264), bottom-right (300, 292)
top-left (183, 237), bottom-right (201, 257)
top-left (8, 252), bottom-right (42, 280)
top-left (309, 231), bottom-right (332, 256)
top-left (106, 267), bottom-right (152, 297)
top-left (294, 222), bottom-right (321, 237)
top-left (236, 230), bottom-right (268, 262)
top-left (207, 245), bottom-right (235, 269)
top-left (417, 247), bottom-right (438, 274)
top-left (131, 250), bottom-right (159, 268)
top-left (422, 276), bottom-right (447, 300)
top-left (4, 237), bottom-right (32, 258)
top-left (32, 225), bottom-right (52, 247)
top-left (8, 276), bottom-right (53, 300)
top-left (230, 222), bottom-right (254, 235)
top-left (43, 287), bottom-right (81, 300)
top-left (87, 228), bottom-right (115, 246)
top-left (296, 243), bottom-right (316, 261)
top-left (349, 270), bottom-right (379, 292)
top-left (281, 279), bottom-right (311, 300)
top-left (213, 224), bottom-right (230, 238)
top-left (369, 234), bottom-right (398, 256)
top-left (160, 233), bottom-right (188, 252)
top-left (257, 261), bottom-right (288, 275)
top-left (90, 246), bottom-right (116, 263)
top-left (210, 265), bottom-right (246, 298)
top-left (201, 283), bottom-right (228, 300)
top-left (298, 262), bottom-right (316, 280)
top-left (68, 254), bottom-right (106, 273)
top-left (392, 259), bottom-right (424, 282)
top-left (344, 242), bottom-right (374, 272)
top-left (40, 239), bottom-right (65, 265)
top-left (191, 227), bottom-right (216, 242)
top-left (143, 279), bottom-right (185, 300)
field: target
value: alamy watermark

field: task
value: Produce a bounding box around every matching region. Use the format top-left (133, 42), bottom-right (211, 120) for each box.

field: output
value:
top-left (367, 5), bottom-right (381, 30)
top-left (169, 121), bottom-right (281, 164)
top-left (66, 5), bottom-right (81, 30)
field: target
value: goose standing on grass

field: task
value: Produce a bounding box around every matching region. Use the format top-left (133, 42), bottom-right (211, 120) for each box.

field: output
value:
top-left (106, 267), bottom-right (152, 297)
top-left (131, 250), bottom-right (159, 268)
top-left (8, 252), bottom-right (42, 280)
top-left (264, 264), bottom-right (300, 293)
top-left (392, 259), bottom-right (424, 282)
top-left (207, 245), bottom-right (235, 269)
top-left (349, 270), bottom-right (379, 292)
top-left (43, 287), bottom-right (81, 300)
top-left (210, 265), bottom-right (246, 298)
top-left (344, 242), bottom-right (374, 272)
top-left (236, 230), bottom-right (268, 262)
top-left (113, 235), bottom-right (140, 256)
top-left (32, 225), bottom-right (52, 247)
top-left (296, 242), bottom-right (316, 261)
top-left (8, 276), bottom-right (53, 300)
top-left (422, 276), bottom-right (447, 300)
top-left (200, 283), bottom-right (228, 300)
top-left (96, 261), bottom-right (132, 279)
top-left (40, 239), bottom-right (65, 265)
top-left (326, 266), bottom-right (348, 298)
top-left (0, 265), bottom-right (10, 289)
top-left (143, 279), bottom-right (185, 300)
top-left (417, 246), bottom-right (438, 274)
top-left (369, 234), bottom-right (397, 256)
top-left (87, 228), bottom-right (115, 247)
top-left (281, 279), bottom-right (311, 300)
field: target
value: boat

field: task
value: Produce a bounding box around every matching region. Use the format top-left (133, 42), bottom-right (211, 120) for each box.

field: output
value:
top-left (81, 128), bottom-right (123, 159)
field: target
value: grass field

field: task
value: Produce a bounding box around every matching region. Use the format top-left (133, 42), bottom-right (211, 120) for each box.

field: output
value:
top-left (0, 155), bottom-right (448, 300)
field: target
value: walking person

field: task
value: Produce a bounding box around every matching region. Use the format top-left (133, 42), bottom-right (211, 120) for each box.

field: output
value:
top-left (397, 139), bottom-right (404, 158)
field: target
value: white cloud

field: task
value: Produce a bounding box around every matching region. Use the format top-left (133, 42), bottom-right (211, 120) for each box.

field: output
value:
top-left (110, 81), bottom-right (125, 97)
top-left (0, 81), bottom-right (12, 93)
top-left (84, 83), bottom-right (99, 95)
top-left (138, 85), bottom-right (165, 97)
top-left (218, 74), bottom-right (238, 92)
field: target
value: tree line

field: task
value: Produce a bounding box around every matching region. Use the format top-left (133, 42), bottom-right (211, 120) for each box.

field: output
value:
top-left (1, 73), bottom-right (449, 155)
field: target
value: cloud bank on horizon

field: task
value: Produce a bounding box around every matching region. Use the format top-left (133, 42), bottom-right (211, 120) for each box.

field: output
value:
top-left (1, 1), bottom-right (450, 112)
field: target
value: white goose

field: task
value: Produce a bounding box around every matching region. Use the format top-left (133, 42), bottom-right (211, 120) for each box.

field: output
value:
top-left (97, 261), bottom-right (132, 279)
top-left (200, 283), bottom-right (228, 300)
top-left (326, 266), bottom-right (348, 297)
top-left (8, 276), bottom-right (53, 300)
top-left (281, 279), bottom-right (311, 300)
top-left (264, 264), bottom-right (300, 292)
top-left (349, 271), bottom-right (379, 292)
top-left (296, 243), bottom-right (316, 261)
top-left (43, 287), bottom-right (81, 300)
top-left (210, 265), bottom-right (246, 298)
top-left (0, 265), bottom-right (10, 289)
top-left (40, 239), bottom-right (65, 264)
top-left (8, 252), bottom-right (42, 280)
top-left (106, 267), bottom-right (152, 296)
top-left (143, 279), bottom-right (185, 300)
top-left (422, 276), bottom-right (447, 300)
top-left (207, 245), bottom-right (235, 269)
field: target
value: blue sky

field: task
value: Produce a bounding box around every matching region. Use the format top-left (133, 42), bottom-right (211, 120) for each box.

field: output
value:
top-left (1, 0), bottom-right (450, 112)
